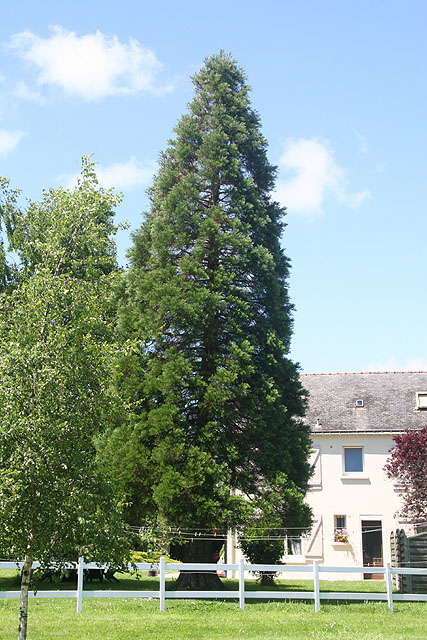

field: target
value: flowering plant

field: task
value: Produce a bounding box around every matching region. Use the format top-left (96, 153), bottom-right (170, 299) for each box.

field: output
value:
top-left (334, 528), bottom-right (349, 543)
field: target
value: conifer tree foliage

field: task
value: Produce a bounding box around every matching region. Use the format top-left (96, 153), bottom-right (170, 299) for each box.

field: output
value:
top-left (106, 53), bottom-right (312, 583)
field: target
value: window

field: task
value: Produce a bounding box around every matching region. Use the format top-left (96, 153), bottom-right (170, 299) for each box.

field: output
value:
top-left (285, 536), bottom-right (302, 556)
top-left (416, 392), bottom-right (427, 410)
top-left (343, 447), bottom-right (363, 473)
top-left (334, 515), bottom-right (348, 542)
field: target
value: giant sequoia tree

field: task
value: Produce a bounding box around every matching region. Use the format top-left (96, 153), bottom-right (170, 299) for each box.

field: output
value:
top-left (104, 53), bottom-right (312, 587)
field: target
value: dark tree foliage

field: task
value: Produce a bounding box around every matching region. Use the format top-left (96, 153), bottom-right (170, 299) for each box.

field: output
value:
top-left (385, 427), bottom-right (427, 524)
top-left (237, 473), bottom-right (311, 584)
top-left (102, 53), bottom-right (312, 586)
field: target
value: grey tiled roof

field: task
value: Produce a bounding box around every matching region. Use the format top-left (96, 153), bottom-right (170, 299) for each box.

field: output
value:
top-left (301, 371), bottom-right (427, 433)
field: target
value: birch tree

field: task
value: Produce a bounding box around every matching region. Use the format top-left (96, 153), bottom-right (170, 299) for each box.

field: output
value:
top-left (0, 160), bottom-right (129, 640)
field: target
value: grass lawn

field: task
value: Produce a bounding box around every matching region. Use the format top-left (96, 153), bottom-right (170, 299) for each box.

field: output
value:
top-left (0, 598), bottom-right (426, 640)
top-left (1, 570), bottom-right (425, 639)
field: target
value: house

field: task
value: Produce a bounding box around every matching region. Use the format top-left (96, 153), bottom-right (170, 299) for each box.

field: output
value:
top-left (301, 371), bottom-right (427, 578)
top-left (227, 371), bottom-right (427, 579)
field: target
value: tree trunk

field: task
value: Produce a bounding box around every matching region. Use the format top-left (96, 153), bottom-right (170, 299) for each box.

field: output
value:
top-left (259, 571), bottom-right (276, 585)
top-left (171, 538), bottom-right (225, 590)
top-left (18, 553), bottom-right (32, 640)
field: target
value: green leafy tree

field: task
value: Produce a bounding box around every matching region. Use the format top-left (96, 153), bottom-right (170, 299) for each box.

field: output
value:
top-left (0, 161), bottom-right (130, 640)
top-left (103, 53), bottom-right (312, 588)
top-left (237, 474), bottom-right (312, 584)
top-left (4, 157), bottom-right (119, 281)
top-left (0, 177), bottom-right (20, 289)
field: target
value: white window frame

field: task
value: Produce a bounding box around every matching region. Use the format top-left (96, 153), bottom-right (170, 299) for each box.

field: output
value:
top-left (283, 535), bottom-right (305, 563)
top-left (342, 446), bottom-right (367, 478)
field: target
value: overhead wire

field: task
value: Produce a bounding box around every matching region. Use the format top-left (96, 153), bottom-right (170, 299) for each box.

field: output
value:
top-left (131, 524), bottom-right (394, 541)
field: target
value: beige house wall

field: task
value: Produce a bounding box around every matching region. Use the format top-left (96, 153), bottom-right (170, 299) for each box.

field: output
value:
top-left (305, 431), bottom-right (406, 579)
top-left (227, 431), bottom-right (409, 580)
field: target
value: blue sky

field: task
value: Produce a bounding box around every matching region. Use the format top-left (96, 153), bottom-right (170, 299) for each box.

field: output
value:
top-left (0, 0), bottom-right (426, 373)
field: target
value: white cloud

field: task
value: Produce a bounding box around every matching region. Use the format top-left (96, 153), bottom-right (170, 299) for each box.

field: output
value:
top-left (274, 137), bottom-right (370, 217)
top-left (61, 157), bottom-right (155, 190)
top-left (96, 157), bottom-right (155, 189)
top-left (375, 162), bottom-right (387, 174)
top-left (355, 130), bottom-right (368, 155)
top-left (9, 26), bottom-right (168, 100)
top-left (364, 357), bottom-right (427, 372)
top-left (0, 129), bottom-right (25, 155)
top-left (13, 81), bottom-right (45, 104)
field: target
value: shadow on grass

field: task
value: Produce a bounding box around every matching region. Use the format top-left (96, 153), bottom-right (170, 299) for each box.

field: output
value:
top-left (0, 570), bottom-right (389, 595)
top-left (223, 579), bottom-right (388, 593)
top-left (0, 569), bottom-right (161, 592)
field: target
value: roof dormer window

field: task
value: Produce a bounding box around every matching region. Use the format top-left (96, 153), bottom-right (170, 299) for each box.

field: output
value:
top-left (416, 392), bottom-right (427, 410)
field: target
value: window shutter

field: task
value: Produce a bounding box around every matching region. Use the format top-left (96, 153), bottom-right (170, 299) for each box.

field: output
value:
top-left (308, 447), bottom-right (322, 488)
top-left (304, 516), bottom-right (323, 558)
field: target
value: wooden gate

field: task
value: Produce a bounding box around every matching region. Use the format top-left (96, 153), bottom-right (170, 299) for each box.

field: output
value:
top-left (390, 529), bottom-right (427, 593)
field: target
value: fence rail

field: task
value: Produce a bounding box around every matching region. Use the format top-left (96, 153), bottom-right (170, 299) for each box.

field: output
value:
top-left (1, 558), bottom-right (427, 613)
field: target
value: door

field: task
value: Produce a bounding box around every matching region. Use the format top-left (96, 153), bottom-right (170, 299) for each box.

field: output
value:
top-left (361, 520), bottom-right (383, 579)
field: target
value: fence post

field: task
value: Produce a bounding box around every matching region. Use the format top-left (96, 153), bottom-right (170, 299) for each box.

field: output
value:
top-left (313, 560), bottom-right (320, 613)
top-left (401, 530), bottom-right (412, 594)
top-left (76, 556), bottom-right (84, 614)
top-left (385, 562), bottom-right (394, 614)
top-left (239, 558), bottom-right (245, 611)
top-left (159, 556), bottom-right (166, 612)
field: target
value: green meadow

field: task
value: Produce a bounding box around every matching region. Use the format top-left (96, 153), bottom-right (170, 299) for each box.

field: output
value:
top-left (1, 570), bottom-right (425, 639)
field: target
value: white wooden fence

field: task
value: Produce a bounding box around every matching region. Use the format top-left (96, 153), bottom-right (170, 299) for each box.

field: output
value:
top-left (1, 559), bottom-right (427, 614)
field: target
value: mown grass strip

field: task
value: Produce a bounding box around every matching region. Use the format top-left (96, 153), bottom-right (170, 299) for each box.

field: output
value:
top-left (0, 598), bottom-right (426, 640)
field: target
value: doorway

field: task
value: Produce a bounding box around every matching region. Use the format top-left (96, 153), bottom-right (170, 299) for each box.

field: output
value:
top-left (361, 519), bottom-right (383, 579)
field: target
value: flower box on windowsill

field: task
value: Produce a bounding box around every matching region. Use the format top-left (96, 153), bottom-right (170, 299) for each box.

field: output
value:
top-left (334, 528), bottom-right (349, 544)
